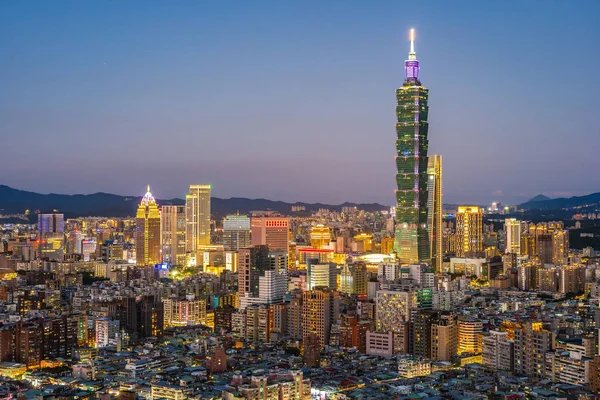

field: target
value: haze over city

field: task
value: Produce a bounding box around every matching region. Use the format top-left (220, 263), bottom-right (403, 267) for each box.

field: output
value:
top-left (1, 1), bottom-right (599, 205)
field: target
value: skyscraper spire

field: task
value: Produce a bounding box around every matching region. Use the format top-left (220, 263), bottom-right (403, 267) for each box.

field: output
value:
top-left (141, 185), bottom-right (156, 206)
top-left (405, 28), bottom-right (419, 80)
top-left (408, 28), bottom-right (416, 60)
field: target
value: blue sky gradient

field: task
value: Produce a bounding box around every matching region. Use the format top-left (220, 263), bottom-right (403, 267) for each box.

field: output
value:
top-left (1, 1), bottom-right (599, 205)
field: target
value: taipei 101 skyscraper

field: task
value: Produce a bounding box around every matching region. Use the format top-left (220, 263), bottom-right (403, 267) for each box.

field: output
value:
top-left (394, 29), bottom-right (431, 264)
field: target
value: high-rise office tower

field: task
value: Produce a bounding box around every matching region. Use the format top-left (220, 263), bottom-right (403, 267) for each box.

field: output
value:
top-left (251, 212), bottom-right (289, 252)
top-left (38, 212), bottom-right (64, 234)
top-left (394, 29), bottom-right (430, 264)
top-left (258, 270), bottom-right (287, 304)
top-left (455, 206), bottom-right (483, 257)
top-left (552, 229), bottom-right (569, 264)
top-left (427, 155), bottom-right (442, 273)
top-left (302, 289), bottom-right (339, 350)
top-left (307, 261), bottom-right (337, 290)
top-left (185, 184), bottom-right (211, 252)
top-left (339, 263), bottom-right (367, 295)
top-left (37, 212), bottom-right (65, 261)
top-left (504, 218), bottom-right (521, 255)
top-left (161, 205), bottom-right (186, 266)
top-left (238, 245), bottom-right (271, 297)
top-left (222, 214), bottom-right (251, 251)
top-left (135, 186), bottom-right (161, 266)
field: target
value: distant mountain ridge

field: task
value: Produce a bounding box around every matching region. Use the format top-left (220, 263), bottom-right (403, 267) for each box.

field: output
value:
top-left (0, 185), bottom-right (387, 218)
top-left (519, 191), bottom-right (600, 211)
top-left (527, 194), bottom-right (552, 203)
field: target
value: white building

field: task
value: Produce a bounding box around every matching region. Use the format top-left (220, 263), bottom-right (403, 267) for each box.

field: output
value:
top-left (259, 270), bottom-right (287, 304)
top-left (545, 350), bottom-right (591, 386)
top-left (481, 330), bottom-right (514, 371)
top-left (398, 357), bottom-right (432, 379)
top-left (308, 263), bottom-right (337, 290)
top-left (378, 262), bottom-right (400, 281)
top-left (95, 318), bottom-right (120, 348)
top-left (407, 264), bottom-right (434, 288)
top-left (239, 270), bottom-right (287, 310)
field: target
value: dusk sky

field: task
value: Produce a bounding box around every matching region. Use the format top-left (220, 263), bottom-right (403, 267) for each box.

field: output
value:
top-left (1, 1), bottom-right (599, 206)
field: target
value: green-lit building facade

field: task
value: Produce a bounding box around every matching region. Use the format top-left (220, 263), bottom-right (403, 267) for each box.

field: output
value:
top-left (394, 30), bottom-right (431, 264)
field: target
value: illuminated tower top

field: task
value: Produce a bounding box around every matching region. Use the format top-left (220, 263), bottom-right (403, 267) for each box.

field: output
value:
top-left (138, 185), bottom-right (160, 219)
top-left (141, 185), bottom-right (157, 206)
top-left (405, 28), bottom-right (419, 81)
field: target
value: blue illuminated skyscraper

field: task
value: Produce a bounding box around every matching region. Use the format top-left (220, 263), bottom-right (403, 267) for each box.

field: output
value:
top-left (38, 212), bottom-right (64, 234)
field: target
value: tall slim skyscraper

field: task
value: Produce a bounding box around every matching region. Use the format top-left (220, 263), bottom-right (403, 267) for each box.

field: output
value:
top-left (427, 155), bottom-right (442, 272)
top-left (394, 29), bottom-right (430, 264)
top-left (505, 218), bottom-right (521, 255)
top-left (161, 205), bottom-right (186, 266)
top-left (302, 289), bottom-right (339, 350)
top-left (185, 184), bottom-right (211, 251)
top-left (136, 186), bottom-right (161, 266)
top-left (222, 214), bottom-right (251, 251)
top-left (455, 206), bottom-right (483, 257)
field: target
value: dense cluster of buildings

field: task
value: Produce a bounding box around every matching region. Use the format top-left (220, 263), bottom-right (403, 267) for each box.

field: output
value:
top-left (0, 30), bottom-right (599, 400)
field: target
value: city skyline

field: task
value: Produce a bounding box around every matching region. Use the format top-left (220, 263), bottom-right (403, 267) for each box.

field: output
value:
top-left (1, 1), bottom-right (599, 205)
top-left (3, 2), bottom-right (600, 396)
